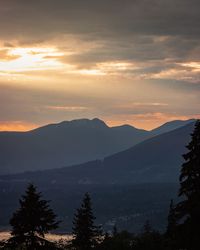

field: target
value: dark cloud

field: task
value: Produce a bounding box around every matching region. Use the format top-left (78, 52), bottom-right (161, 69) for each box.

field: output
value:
top-left (0, 0), bottom-right (199, 68)
top-left (0, 0), bottom-right (199, 129)
top-left (0, 0), bottom-right (200, 39)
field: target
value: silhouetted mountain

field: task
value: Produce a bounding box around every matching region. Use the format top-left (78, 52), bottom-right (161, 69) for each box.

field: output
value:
top-left (0, 121), bottom-right (196, 232)
top-left (0, 118), bottom-right (194, 175)
top-left (150, 119), bottom-right (195, 135)
top-left (2, 121), bottom-right (195, 184)
top-left (0, 118), bottom-right (149, 174)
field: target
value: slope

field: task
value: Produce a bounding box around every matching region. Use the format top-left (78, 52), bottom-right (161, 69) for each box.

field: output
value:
top-left (1, 121), bottom-right (195, 184)
top-left (0, 118), bottom-right (149, 174)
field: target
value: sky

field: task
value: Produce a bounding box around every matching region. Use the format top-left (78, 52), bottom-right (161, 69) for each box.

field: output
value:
top-left (0, 0), bottom-right (200, 131)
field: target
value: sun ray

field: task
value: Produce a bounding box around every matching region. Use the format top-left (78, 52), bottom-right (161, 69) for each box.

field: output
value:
top-left (0, 47), bottom-right (64, 72)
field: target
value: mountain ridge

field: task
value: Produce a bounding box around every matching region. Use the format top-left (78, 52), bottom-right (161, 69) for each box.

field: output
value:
top-left (1, 120), bottom-right (195, 184)
top-left (0, 118), bottom-right (195, 175)
top-left (0, 120), bottom-right (196, 233)
top-left (0, 118), bottom-right (148, 174)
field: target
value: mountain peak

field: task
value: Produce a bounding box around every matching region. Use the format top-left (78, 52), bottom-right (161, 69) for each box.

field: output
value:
top-left (66, 118), bottom-right (108, 128)
top-left (35, 118), bottom-right (107, 130)
top-left (92, 118), bottom-right (108, 126)
top-left (150, 119), bottom-right (196, 135)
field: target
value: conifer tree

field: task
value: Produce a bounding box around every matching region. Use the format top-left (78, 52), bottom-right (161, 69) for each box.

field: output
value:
top-left (8, 183), bottom-right (59, 249)
top-left (72, 192), bottom-right (101, 250)
top-left (112, 225), bottom-right (118, 237)
top-left (142, 220), bottom-right (152, 235)
top-left (175, 120), bottom-right (200, 250)
top-left (165, 199), bottom-right (178, 250)
top-left (166, 199), bottom-right (176, 238)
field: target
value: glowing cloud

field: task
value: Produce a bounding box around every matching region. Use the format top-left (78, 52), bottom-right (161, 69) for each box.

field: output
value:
top-left (46, 106), bottom-right (89, 111)
top-left (180, 62), bottom-right (200, 71)
top-left (0, 121), bottom-right (37, 132)
top-left (105, 113), bottom-right (200, 130)
top-left (0, 47), bottom-right (64, 73)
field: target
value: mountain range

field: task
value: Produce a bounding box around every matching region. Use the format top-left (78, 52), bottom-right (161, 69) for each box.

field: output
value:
top-left (0, 118), bottom-right (196, 232)
top-left (0, 118), bottom-right (194, 175)
top-left (1, 119), bottom-right (195, 184)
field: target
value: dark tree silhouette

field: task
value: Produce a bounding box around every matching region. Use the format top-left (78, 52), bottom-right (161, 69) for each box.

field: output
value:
top-left (175, 120), bottom-right (200, 250)
top-left (165, 199), bottom-right (178, 250)
top-left (166, 200), bottom-right (176, 238)
top-left (142, 220), bottom-right (152, 235)
top-left (112, 225), bottom-right (118, 237)
top-left (72, 192), bottom-right (101, 250)
top-left (8, 183), bottom-right (59, 249)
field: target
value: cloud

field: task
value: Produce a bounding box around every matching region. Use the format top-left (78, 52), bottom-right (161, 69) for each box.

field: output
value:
top-left (105, 112), bottom-right (200, 130)
top-left (0, 49), bottom-right (20, 61)
top-left (0, 121), bottom-right (36, 132)
top-left (1, 0), bottom-right (200, 39)
top-left (0, 0), bottom-right (200, 83)
top-left (0, 0), bottom-right (200, 58)
top-left (0, 0), bottom-right (199, 129)
top-left (46, 105), bottom-right (89, 111)
top-left (0, 79), bottom-right (199, 131)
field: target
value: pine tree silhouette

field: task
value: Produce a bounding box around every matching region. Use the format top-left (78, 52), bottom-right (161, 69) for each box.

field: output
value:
top-left (175, 120), bottom-right (200, 250)
top-left (72, 192), bottom-right (102, 250)
top-left (112, 225), bottom-right (118, 237)
top-left (142, 220), bottom-right (152, 235)
top-left (8, 183), bottom-right (59, 249)
top-left (165, 199), bottom-right (178, 250)
top-left (166, 199), bottom-right (176, 238)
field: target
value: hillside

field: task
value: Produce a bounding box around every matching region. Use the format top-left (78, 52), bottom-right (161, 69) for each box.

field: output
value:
top-left (0, 118), bottom-right (149, 174)
top-left (0, 120), bottom-right (195, 232)
top-left (1, 121), bottom-right (195, 184)
top-left (0, 118), bottom-right (194, 175)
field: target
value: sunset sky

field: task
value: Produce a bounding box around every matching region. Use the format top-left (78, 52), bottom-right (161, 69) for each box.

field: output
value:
top-left (0, 0), bottom-right (200, 131)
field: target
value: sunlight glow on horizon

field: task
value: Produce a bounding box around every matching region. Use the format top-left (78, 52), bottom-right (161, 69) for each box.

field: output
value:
top-left (1, 114), bottom-right (199, 132)
top-left (0, 44), bottom-right (199, 131)
top-left (0, 47), bottom-right (64, 73)
top-left (0, 121), bottom-right (37, 132)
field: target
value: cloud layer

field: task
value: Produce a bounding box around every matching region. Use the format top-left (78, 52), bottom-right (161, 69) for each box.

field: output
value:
top-left (0, 0), bottom-right (200, 129)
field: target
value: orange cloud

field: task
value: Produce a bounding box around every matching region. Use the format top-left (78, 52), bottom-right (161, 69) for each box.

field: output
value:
top-left (0, 47), bottom-right (65, 74)
top-left (0, 49), bottom-right (20, 61)
top-left (0, 121), bottom-right (38, 132)
top-left (46, 105), bottom-right (89, 111)
top-left (150, 61), bottom-right (200, 83)
top-left (105, 113), bottom-right (200, 130)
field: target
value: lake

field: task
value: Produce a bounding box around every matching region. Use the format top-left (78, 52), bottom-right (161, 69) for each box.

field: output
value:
top-left (0, 231), bottom-right (72, 242)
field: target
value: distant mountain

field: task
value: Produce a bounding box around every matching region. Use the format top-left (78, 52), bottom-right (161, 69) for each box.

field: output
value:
top-left (0, 121), bottom-right (196, 232)
top-left (0, 118), bottom-right (149, 174)
top-left (0, 118), bottom-right (195, 175)
top-left (2, 120), bottom-right (195, 184)
top-left (150, 119), bottom-right (195, 135)
top-left (103, 121), bottom-right (195, 183)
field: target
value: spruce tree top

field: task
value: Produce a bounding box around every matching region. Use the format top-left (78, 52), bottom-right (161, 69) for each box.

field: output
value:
top-left (72, 192), bottom-right (102, 250)
top-left (174, 120), bottom-right (200, 249)
top-left (179, 120), bottom-right (200, 198)
top-left (9, 183), bottom-right (59, 247)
